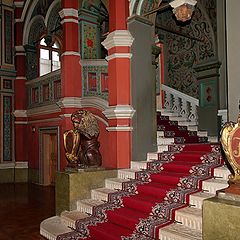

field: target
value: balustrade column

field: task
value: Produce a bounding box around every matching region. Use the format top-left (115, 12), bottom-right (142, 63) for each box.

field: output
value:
top-left (102, 0), bottom-right (135, 168)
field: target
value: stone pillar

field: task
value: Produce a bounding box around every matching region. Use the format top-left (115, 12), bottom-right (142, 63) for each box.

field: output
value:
top-left (102, 0), bottom-right (135, 168)
top-left (59, 0), bottom-right (82, 98)
top-left (128, 15), bottom-right (157, 161)
top-left (58, 0), bottom-right (82, 170)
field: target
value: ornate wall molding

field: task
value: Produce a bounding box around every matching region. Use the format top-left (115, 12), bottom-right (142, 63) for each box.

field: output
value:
top-left (102, 30), bottom-right (134, 50)
top-left (103, 105), bottom-right (136, 119)
top-left (13, 110), bottom-right (27, 118)
top-left (57, 97), bottom-right (109, 111)
top-left (106, 126), bottom-right (133, 132)
top-left (106, 53), bottom-right (133, 61)
top-left (61, 51), bottom-right (80, 57)
top-left (27, 104), bottom-right (61, 116)
top-left (59, 8), bottom-right (78, 18)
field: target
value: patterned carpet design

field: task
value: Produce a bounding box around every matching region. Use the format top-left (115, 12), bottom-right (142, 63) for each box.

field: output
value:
top-left (56, 113), bottom-right (223, 240)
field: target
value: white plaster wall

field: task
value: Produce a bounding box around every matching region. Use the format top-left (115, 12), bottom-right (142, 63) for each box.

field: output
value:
top-left (226, 0), bottom-right (240, 121)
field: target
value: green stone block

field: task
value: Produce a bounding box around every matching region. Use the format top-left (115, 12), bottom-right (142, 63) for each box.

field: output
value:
top-left (0, 169), bottom-right (14, 183)
top-left (203, 196), bottom-right (240, 240)
top-left (15, 168), bottom-right (28, 182)
top-left (56, 169), bottom-right (118, 215)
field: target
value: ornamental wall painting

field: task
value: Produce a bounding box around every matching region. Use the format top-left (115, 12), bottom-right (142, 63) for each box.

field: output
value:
top-left (83, 24), bottom-right (98, 59)
top-left (4, 9), bottom-right (13, 65)
top-left (3, 95), bottom-right (12, 161)
top-left (155, 0), bottom-right (216, 98)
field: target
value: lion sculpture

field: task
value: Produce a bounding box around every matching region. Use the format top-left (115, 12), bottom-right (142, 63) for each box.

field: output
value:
top-left (63, 110), bottom-right (102, 168)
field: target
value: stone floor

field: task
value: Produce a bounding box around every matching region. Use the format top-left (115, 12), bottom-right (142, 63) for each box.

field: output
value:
top-left (0, 183), bottom-right (55, 240)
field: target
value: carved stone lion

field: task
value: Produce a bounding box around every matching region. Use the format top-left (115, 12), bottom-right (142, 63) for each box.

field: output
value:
top-left (63, 110), bottom-right (102, 168)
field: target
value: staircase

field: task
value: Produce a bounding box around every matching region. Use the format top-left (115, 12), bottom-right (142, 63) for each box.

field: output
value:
top-left (40, 109), bottom-right (230, 240)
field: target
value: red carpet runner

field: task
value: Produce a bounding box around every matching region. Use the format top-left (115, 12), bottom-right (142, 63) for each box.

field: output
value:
top-left (56, 144), bottom-right (222, 240)
top-left (56, 113), bottom-right (223, 240)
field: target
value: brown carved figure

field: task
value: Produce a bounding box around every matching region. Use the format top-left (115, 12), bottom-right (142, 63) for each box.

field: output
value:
top-left (63, 110), bottom-right (102, 168)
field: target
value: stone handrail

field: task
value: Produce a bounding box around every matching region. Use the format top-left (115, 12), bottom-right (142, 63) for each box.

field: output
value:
top-left (161, 84), bottom-right (199, 122)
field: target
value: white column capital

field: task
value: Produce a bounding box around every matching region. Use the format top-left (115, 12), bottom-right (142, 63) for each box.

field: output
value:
top-left (103, 105), bottom-right (135, 119)
top-left (15, 46), bottom-right (25, 53)
top-left (59, 8), bottom-right (78, 19)
top-left (102, 30), bottom-right (134, 50)
top-left (13, 110), bottom-right (27, 118)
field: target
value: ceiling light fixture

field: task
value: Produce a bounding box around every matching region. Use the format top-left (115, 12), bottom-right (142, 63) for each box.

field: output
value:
top-left (169, 0), bottom-right (197, 22)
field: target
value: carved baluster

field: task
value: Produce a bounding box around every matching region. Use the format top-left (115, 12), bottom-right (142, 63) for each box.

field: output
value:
top-left (164, 91), bottom-right (172, 111)
top-left (172, 95), bottom-right (181, 115)
top-left (180, 99), bottom-right (189, 118)
top-left (188, 102), bottom-right (198, 122)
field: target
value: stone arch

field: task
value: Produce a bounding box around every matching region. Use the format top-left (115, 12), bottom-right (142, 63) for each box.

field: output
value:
top-left (26, 15), bottom-right (46, 45)
top-left (45, 0), bottom-right (63, 44)
top-left (25, 15), bottom-right (46, 80)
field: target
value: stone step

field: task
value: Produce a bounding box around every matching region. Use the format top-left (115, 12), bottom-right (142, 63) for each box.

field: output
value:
top-left (158, 137), bottom-right (175, 145)
top-left (60, 210), bottom-right (89, 229)
top-left (147, 152), bottom-right (159, 161)
top-left (158, 144), bottom-right (171, 152)
top-left (157, 108), bottom-right (172, 114)
top-left (189, 192), bottom-right (215, 209)
top-left (91, 187), bottom-right (116, 202)
top-left (202, 179), bottom-right (229, 194)
top-left (105, 178), bottom-right (130, 190)
top-left (160, 111), bottom-right (180, 117)
top-left (197, 131), bottom-right (208, 137)
top-left (178, 121), bottom-right (198, 126)
top-left (208, 136), bottom-right (218, 142)
top-left (168, 116), bottom-right (189, 122)
top-left (118, 169), bottom-right (138, 180)
top-left (40, 216), bottom-right (72, 240)
top-left (157, 131), bottom-right (165, 137)
top-left (214, 165), bottom-right (231, 180)
top-left (131, 161), bottom-right (148, 170)
top-left (160, 222), bottom-right (202, 240)
top-left (76, 199), bottom-right (104, 215)
top-left (187, 125), bottom-right (198, 131)
top-left (175, 207), bottom-right (202, 231)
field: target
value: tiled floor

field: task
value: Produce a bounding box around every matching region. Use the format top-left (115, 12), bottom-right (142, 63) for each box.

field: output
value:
top-left (0, 183), bottom-right (55, 240)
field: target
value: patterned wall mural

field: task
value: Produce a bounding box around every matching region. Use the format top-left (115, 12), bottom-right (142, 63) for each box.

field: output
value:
top-left (3, 96), bottom-right (12, 161)
top-left (0, 3), bottom-right (15, 163)
top-left (4, 9), bottom-right (13, 65)
top-left (156, 1), bottom-right (217, 98)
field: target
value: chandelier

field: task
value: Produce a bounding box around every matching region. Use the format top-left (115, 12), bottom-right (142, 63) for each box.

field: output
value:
top-left (170, 0), bottom-right (197, 22)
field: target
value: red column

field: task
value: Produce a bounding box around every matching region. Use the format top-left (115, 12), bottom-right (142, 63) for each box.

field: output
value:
top-left (59, 0), bottom-right (82, 170)
top-left (102, 0), bottom-right (135, 169)
top-left (59, 1), bottom-right (82, 98)
top-left (14, 18), bottom-right (28, 163)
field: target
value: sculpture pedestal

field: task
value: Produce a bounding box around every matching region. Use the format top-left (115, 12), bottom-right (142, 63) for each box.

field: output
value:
top-left (203, 189), bottom-right (240, 240)
top-left (56, 168), bottom-right (117, 215)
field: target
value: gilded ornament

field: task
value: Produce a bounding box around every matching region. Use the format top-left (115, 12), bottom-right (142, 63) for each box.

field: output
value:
top-left (63, 110), bottom-right (102, 168)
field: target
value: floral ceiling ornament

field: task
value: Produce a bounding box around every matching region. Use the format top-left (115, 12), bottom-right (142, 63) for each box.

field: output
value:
top-left (170, 0), bottom-right (197, 22)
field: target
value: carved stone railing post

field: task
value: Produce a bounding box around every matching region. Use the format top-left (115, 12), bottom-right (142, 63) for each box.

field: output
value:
top-left (172, 95), bottom-right (181, 115)
top-left (161, 84), bottom-right (199, 123)
top-left (164, 91), bottom-right (172, 111)
top-left (189, 102), bottom-right (198, 122)
top-left (180, 99), bottom-right (189, 118)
